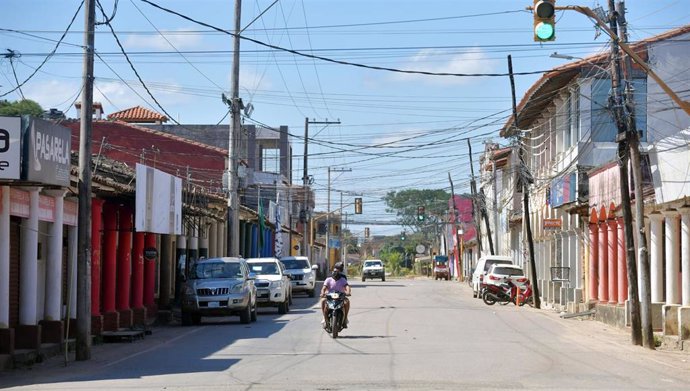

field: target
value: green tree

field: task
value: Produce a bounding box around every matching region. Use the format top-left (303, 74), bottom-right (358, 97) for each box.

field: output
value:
top-left (0, 99), bottom-right (43, 117)
top-left (383, 189), bottom-right (450, 233)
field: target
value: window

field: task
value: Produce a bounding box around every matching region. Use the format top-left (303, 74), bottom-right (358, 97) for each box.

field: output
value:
top-left (260, 148), bottom-right (280, 173)
top-left (591, 78), bottom-right (647, 142)
top-left (566, 86), bottom-right (580, 148)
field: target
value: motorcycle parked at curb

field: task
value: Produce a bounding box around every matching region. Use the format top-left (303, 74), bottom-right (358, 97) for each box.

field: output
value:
top-left (482, 278), bottom-right (534, 307)
top-left (323, 291), bottom-right (348, 338)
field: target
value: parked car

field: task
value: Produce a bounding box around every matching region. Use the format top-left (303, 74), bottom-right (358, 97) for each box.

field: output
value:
top-left (247, 257), bottom-right (292, 314)
top-left (433, 255), bottom-right (450, 280)
top-left (180, 257), bottom-right (257, 325)
top-left (362, 259), bottom-right (385, 282)
top-left (280, 256), bottom-right (318, 297)
top-left (484, 264), bottom-right (528, 289)
top-left (471, 255), bottom-right (513, 298)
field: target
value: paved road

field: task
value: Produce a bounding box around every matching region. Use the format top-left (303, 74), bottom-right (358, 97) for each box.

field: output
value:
top-left (2, 278), bottom-right (690, 390)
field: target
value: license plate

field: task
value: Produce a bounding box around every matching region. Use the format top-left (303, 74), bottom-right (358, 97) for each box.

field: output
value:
top-left (207, 301), bottom-right (219, 308)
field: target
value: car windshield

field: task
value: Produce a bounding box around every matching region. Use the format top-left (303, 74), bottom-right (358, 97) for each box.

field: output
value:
top-left (282, 259), bottom-right (309, 269)
top-left (492, 267), bottom-right (524, 276)
top-left (249, 262), bottom-right (280, 275)
top-left (365, 261), bottom-right (382, 267)
top-left (192, 262), bottom-right (242, 279)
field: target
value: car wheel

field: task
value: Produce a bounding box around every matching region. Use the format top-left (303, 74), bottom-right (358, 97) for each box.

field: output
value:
top-left (289, 293), bottom-right (293, 305)
top-left (278, 299), bottom-right (288, 314)
top-left (240, 303), bottom-right (251, 324)
top-left (308, 289), bottom-right (315, 298)
top-left (191, 313), bottom-right (202, 325)
top-left (181, 311), bottom-right (193, 326)
top-left (250, 301), bottom-right (257, 322)
top-left (382, 276), bottom-right (385, 282)
top-left (362, 277), bottom-right (366, 282)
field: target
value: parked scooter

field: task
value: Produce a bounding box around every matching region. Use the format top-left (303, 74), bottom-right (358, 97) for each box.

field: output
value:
top-left (482, 278), bottom-right (534, 307)
top-left (324, 291), bottom-right (347, 338)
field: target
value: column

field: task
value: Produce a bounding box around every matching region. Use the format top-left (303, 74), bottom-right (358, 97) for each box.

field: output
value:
top-left (20, 187), bottom-right (41, 325)
top-left (607, 218), bottom-right (618, 304)
top-left (663, 209), bottom-right (681, 305)
top-left (589, 213), bottom-right (599, 301)
top-left (0, 187), bottom-right (10, 328)
top-left (102, 203), bottom-right (118, 314)
top-left (209, 220), bottom-right (218, 259)
top-left (199, 220), bottom-right (209, 258)
top-left (144, 233), bottom-right (157, 309)
top-left (90, 198), bottom-right (104, 317)
top-left (617, 218), bottom-right (628, 304)
top-left (159, 234), bottom-right (172, 309)
top-left (117, 206), bottom-right (133, 313)
top-left (175, 233), bottom-right (187, 303)
top-left (44, 189), bottom-right (67, 321)
top-left (67, 225), bottom-right (78, 319)
top-left (188, 225), bottom-right (199, 261)
top-left (131, 231), bottom-right (145, 310)
top-left (650, 213), bottom-right (665, 303)
top-left (681, 207), bottom-right (690, 306)
top-left (598, 216), bottom-right (609, 303)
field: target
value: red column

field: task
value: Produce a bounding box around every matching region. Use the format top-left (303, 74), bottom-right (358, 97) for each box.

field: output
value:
top-left (589, 211), bottom-right (599, 301)
top-left (607, 218), bottom-right (618, 304)
top-left (102, 203), bottom-right (118, 313)
top-left (617, 218), bottom-right (628, 304)
top-left (90, 199), bottom-right (104, 316)
top-left (131, 231), bottom-right (145, 309)
top-left (117, 206), bottom-right (133, 311)
top-left (598, 219), bottom-right (609, 303)
top-left (144, 233), bottom-right (157, 307)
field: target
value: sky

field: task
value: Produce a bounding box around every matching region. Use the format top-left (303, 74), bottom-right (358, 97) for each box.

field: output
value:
top-left (2, 0), bottom-right (690, 239)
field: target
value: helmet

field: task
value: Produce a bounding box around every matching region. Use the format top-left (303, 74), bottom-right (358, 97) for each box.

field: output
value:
top-left (334, 262), bottom-right (344, 272)
top-left (331, 269), bottom-right (342, 280)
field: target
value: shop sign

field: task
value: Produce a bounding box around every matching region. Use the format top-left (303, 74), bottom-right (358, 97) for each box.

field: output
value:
top-left (0, 116), bottom-right (21, 180)
top-left (23, 119), bottom-right (71, 186)
top-left (10, 188), bottom-right (30, 217)
top-left (543, 218), bottom-right (562, 231)
top-left (64, 201), bottom-right (77, 226)
top-left (144, 247), bottom-right (158, 260)
top-left (39, 194), bottom-right (55, 222)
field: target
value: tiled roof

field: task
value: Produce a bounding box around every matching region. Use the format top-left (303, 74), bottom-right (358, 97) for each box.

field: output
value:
top-left (107, 106), bottom-right (168, 123)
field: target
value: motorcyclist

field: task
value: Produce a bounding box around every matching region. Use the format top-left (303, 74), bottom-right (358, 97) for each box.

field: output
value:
top-left (320, 262), bottom-right (351, 328)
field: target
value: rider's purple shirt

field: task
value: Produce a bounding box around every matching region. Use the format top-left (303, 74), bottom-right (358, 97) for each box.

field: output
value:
top-left (323, 276), bottom-right (349, 293)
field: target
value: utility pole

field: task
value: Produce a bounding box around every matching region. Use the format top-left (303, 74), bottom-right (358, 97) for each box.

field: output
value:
top-left (77, 0), bottom-right (95, 361)
top-left (479, 188), bottom-right (495, 255)
top-left (303, 118), bottom-right (339, 260)
top-left (448, 173), bottom-right (463, 281)
top-left (492, 160), bottom-right (499, 254)
top-left (508, 54), bottom-right (540, 309)
top-left (614, 0), bottom-right (651, 347)
top-left (468, 139), bottom-right (494, 255)
top-left (467, 139), bottom-right (483, 256)
top-left (227, 0), bottom-right (242, 257)
top-left (327, 167), bottom-right (351, 270)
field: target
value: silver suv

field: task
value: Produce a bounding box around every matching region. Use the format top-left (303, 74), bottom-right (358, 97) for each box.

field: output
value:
top-left (181, 257), bottom-right (257, 325)
top-left (280, 256), bottom-right (318, 297)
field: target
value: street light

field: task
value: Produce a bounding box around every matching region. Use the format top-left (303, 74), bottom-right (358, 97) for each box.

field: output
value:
top-left (550, 52), bottom-right (610, 73)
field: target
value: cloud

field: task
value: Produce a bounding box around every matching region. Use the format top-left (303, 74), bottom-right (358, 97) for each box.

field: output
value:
top-left (370, 128), bottom-right (425, 147)
top-left (124, 29), bottom-right (202, 50)
top-left (390, 47), bottom-right (498, 86)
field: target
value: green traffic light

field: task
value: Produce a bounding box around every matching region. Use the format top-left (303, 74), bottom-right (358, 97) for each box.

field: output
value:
top-left (535, 22), bottom-right (555, 41)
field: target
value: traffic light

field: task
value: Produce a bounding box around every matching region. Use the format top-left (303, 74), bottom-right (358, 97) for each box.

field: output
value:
top-left (354, 197), bottom-right (363, 214)
top-left (417, 206), bottom-right (425, 222)
top-left (533, 0), bottom-right (556, 42)
top-left (401, 231), bottom-right (406, 241)
top-left (364, 227), bottom-right (370, 238)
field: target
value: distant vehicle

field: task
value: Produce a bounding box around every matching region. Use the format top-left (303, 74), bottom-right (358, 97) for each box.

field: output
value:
top-left (471, 256), bottom-right (513, 298)
top-left (247, 257), bottom-right (292, 314)
top-left (433, 255), bottom-right (450, 280)
top-left (362, 259), bottom-right (385, 282)
top-left (180, 257), bottom-right (257, 325)
top-left (280, 256), bottom-right (318, 297)
top-left (484, 264), bottom-right (527, 289)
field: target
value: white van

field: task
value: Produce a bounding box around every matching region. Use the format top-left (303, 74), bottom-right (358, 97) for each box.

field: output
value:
top-left (471, 255), bottom-right (513, 298)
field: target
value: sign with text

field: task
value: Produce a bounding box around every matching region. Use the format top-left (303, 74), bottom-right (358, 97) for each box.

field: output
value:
top-left (0, 116), bottom-right (21, 180)
top-left (23, 119), bottom-right (71, 186)
top-left (543, 218), bottom-right (562, 231)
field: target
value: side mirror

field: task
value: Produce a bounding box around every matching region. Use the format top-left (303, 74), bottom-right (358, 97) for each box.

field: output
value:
top-left (248, 272), bottom-right (257, 280)
top-left (311, 265), bottom-right (318, 270)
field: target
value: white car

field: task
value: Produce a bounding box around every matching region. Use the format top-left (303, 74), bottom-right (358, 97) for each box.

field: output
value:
top-left (484, 264), bottom-right (528, 289)
top-left (362, 259), bottom-right (385, 282)
top-left (280, 256), bottom-right (318, 297)
top-left (471, 256), bottom-right (513, 298)
top-left (246, 257), bottom-right (292, 314)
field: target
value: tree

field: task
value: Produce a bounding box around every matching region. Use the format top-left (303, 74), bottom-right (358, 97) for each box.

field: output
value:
top-left (0, 99), bottom-right (43, 117)
top-left (383, 189), bottom-right (450, 233)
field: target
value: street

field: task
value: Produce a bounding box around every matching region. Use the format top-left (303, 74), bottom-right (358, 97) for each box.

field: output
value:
top-left (2, 278), bottom-right (690, 390)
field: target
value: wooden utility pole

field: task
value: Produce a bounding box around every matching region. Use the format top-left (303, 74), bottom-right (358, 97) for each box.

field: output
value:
top-left (448, 172), bottom-right (463, 281)
top-left (615, 0), bottom-right (653, 348)
top-left (468, 140), bottom-right (494, 255)
top-left (467, 139), bottom-right (483, 256)
top-left (228, 0), bottom-right (242, 256)
top-left (508, 54), bottom-right (540, 309)
top-left (76, 0), bottom-right (95, 361)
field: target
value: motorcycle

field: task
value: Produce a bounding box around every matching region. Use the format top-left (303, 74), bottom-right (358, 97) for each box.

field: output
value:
top-left (482, 278), bottom-right (534, 307)
top-left (324, 291), bottom-right (347, 338)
